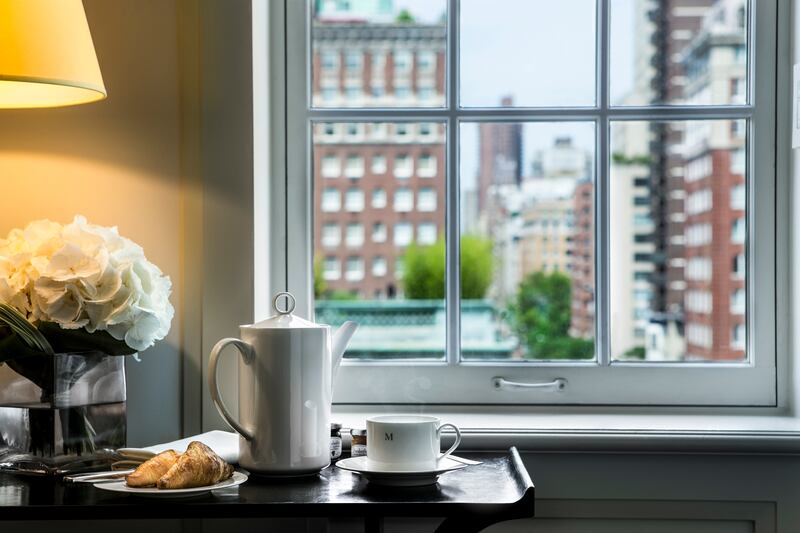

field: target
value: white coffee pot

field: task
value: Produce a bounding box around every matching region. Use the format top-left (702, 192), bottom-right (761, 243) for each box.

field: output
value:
top-left (208, 292), bottom-right (358, 475)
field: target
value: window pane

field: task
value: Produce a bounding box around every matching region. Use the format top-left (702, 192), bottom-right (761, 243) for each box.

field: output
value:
top-left (459, 122), bottom-right (596, 361)
top-left (610, 0), bottom-right (748, 106)
top-left (610, 120), bottom-right (747, 362)
top-left (460, 0), bottom-right (596, 107)
top-left (313, 122), bottom-right (446, 360)
top-left (312, 1), bottom-right (446, 108)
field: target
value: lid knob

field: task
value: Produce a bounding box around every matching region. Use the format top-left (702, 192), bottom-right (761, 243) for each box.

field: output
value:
top-left (272, 292), bottom-right (296, 316)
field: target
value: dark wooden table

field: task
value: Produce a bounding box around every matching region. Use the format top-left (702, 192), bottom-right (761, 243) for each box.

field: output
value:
top-left (0, 447), bottom-right (534, 533)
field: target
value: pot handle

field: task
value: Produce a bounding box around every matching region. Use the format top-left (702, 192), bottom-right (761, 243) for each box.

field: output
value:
top-left (208, 338), bottom-right (255, 441)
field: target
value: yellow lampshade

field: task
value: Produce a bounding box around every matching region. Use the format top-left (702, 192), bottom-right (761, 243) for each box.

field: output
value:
top-left (0, 0), bottom-right (106, 109)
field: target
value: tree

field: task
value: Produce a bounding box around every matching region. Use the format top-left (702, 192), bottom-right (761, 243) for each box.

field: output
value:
top-left (508, 271), bottom-right (593, 360)
top-left (401, 235), bottom-right (493, 299)
top-left (313, 256), bottom-right (327, 299)
top-left (395, 9), bottom-right (415, 23)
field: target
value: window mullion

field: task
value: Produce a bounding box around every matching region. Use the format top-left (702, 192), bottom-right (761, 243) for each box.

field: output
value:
top-left (596, 0), bottom-right (611, 366)
top-left (445, 0), bottom-right (460, 366)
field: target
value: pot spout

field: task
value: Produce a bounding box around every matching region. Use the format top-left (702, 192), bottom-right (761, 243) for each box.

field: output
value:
top-left (331, 321), bottom-right (358, 386)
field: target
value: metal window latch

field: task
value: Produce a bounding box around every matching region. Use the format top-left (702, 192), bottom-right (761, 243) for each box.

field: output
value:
top-left (492, 377), bottom-right (567, 392)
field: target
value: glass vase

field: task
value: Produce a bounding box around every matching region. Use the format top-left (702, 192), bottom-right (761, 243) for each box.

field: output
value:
top-left (0, 351), bottom-right (126, 475)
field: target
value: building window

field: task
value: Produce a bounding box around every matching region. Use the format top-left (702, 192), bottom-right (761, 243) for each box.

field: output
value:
top-left (394, 222), bottom-right (413, 247)
top-left (731, 217), bottom-right (745, 244)
top-left (344, 188), bottom-right (364, 212)
top-left (371, 154), bottom-right (387, 174)
top-left (733, 253), bottom-right (745, 279)
top-left (321, 154), bottom-right (341, 178)
top-left (394, 187), bottom-right (414, 212)
top-left (345, 256), bottom-right (364, 281)
top-left (371, 188), bottom-right (387, 209)
top-left (345, 155), bottom-right (364, 178)
top-left (344, 51), bottom-right (362, 72)
top-left (320, 50), bottom-right (338, 71)
top-left (417, 50), bottom-right (436, 72)
top-left (394, 154), bottom-right (413, 178)
top-left (731, 183), bottom-right (745, 210)
top-left (418, 187), bottom-right (437, 212)
top-left (372, 222), bottom-right (387, 243)
top-left (732, 324), bottom-right (746, 350)
top-left (418, 153), bottom-right (437, 177)
top-left (321, 223), bottom-right (340, 247)
top-left (417, 222), bottom-right (437, 245)
top-left (345, 222), bottom-right (364, 247)
top-left (731, 288), bottom-right (746, 315)
top-left (370, 52), bottom-right (385, 73)
top-left (321, 188), bottom-right (340, 212)
top-left (323, 257), bottom-right (340, 281)
top-left (372, 256), bottom-right (388, 277)
top-left (393, 49), bottom-right (412, 72)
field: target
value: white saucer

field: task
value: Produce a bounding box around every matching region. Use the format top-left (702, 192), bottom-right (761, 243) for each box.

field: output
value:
top-left (93, 470), bottom-right (248, 498)
top-left (335, 456), bottom-right (468, 487)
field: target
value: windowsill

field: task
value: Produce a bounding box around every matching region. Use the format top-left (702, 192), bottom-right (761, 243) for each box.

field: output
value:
top-left (332, 406), bottom-right (800, 454)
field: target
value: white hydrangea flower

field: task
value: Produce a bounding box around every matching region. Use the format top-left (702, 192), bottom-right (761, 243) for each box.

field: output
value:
top-left (0, 216), bottom-right (173, 353)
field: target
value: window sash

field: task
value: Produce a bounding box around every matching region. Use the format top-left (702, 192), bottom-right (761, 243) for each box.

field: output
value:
top-left (272, 0), bottom-right (782, 406)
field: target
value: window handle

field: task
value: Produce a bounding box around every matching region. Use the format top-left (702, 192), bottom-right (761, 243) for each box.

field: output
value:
top-left (492, 377), bottom-right (567, 392)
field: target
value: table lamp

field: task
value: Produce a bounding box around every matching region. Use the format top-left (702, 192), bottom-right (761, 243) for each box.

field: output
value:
top-left (0, 0), bottom-right (106, 108)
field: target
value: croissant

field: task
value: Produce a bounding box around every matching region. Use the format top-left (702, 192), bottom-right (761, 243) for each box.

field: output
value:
top-left (125, 449), bottom-right (179, 487)
top-left (157, 441), bottom-right (233, 489)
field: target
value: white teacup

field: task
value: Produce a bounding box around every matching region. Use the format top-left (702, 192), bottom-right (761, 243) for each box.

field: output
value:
top-left (366, 415), bottom-right (462, 471)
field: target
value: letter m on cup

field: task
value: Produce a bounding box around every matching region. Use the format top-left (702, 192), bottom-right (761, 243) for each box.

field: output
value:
top-left (385, 432), bottom-right (393, 441)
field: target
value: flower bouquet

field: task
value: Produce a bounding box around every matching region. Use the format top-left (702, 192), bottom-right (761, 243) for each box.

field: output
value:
top-left (0, 216), bottom-right (173, 474)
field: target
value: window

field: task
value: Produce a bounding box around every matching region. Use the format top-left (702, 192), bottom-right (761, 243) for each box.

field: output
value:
top-left (291, 0), bottom-right (778, 406)
top-left (372, 222), bottom-right (387, 243)
top-left (372, 256), bottom-right (388, 277)
top-left (417, 153), bottom-right (437, 178)
top-left (321, 188), bottom-right (340, 212)
top-left (371, 188), bottom-right (387, 209)
top-left (345, 223), bottom-right (364, 247)
top-left (344, 51), bottom-right (362, 72)
top-left (418, 187), bottom-right (437, 212)
top-left (344, 188), bottom-right (364, 212)
top-left (417, 50), bottom-right (436, 73)
top-left (321, 154), bottom-right (341, 178)
top-left (344, 155), bottom-right (364, 178)
top-left (323, 257), bottom-right (340, 281)
top-left (394, 154), bottom-right (413, 178)
top-left (393, 187), bottom-right (413, 212)
top-left (321, 50), bottom-right (338, 71)
top-left (393, 49), bottom-right (412, 73)
top-left (393, 222), bottom-right (413, 247)
top-left (371, 154), bottom-right (387, 174)
top-left (345, 256), bottom-right (364, 281)
top-left (321, 223), bottom-right (340, 247)
top-left (417, 222), bottom-right (437, 245)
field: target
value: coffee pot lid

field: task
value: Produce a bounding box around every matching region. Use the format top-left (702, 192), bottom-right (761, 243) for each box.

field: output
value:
top-left (250, 292), bottom-right (324, 329)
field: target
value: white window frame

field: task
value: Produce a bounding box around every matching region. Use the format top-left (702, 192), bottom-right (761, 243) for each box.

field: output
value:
top-left (272, 0), bottom-right (784, 407)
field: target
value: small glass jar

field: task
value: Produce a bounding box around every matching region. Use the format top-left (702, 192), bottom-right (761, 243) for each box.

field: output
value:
top-left (350, 428), bottom-right (367, 457)
top-left (330, 423), bottom-right (343, 460)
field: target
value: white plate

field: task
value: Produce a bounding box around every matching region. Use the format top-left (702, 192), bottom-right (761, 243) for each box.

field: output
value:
top-left (93, 470), bottom-right (248, 498)
top-left (335, 456), bottom-right (468, 487)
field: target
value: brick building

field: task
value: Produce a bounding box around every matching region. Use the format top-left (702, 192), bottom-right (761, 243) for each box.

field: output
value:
top-left (312, 19), bottom-right (446, 298)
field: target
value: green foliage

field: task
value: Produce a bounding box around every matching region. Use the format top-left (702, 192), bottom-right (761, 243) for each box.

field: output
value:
top-left (508, 271), bottom-right (593, 360)
top-left (612, 152), bottom-right (651, 166)
top-left (314, 256), bottom-right (327, 299)
top-left (395, 9), bottom-right (415, 23)
top-left (326, 290), bottom-right (358, 301)
top-left (401, 235), bottom-right (494, 299)
top-left (622, 346), bottom-right (646, 359)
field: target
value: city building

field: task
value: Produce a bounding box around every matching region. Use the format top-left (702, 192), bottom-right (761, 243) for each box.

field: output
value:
top-left (570, 178), bottom-right (595, 339)
top-left (312, 16), bottom-right (446, 298)
top-left (477, 98), bottom-right (522, 212)
top-left (679, 0), bottom-right (747, 360)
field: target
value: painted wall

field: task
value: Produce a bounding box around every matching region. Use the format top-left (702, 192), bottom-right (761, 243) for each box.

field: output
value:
top-left (0, 0), bottom-right (183, 446)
